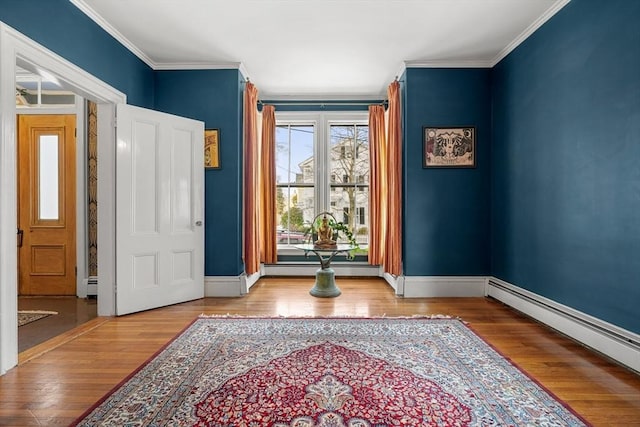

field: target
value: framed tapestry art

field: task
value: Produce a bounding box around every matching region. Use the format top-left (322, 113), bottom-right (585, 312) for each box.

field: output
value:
top-left (204, 129), bottom-right (220, 169)
top-left (424, 127), bottom-right (475, 168)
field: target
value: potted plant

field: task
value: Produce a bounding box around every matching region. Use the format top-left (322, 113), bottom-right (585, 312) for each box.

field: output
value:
top-left (310, 212), bottom-right (363, 258)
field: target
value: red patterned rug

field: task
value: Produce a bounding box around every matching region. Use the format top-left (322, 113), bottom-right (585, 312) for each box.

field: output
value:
top-left (72, 317), bottom-right (590, 426)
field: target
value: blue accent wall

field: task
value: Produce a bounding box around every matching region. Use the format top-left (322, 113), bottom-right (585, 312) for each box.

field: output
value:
top-left (4, 0), bottom-right (639, 335)
top-left (154, 70), bottom-right (245, 276)
top-left (403, 68), bottom-right (491, 276)
top-left (491, 0), bottom-right (640, 333)
top-left (0, 0), bottom-right (154, 107)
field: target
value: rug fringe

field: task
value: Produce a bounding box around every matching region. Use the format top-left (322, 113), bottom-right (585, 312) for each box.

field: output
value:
top-left (18, 310), bottom-right (59, 315)
top-left (197, 313), bottom-right (458, 320)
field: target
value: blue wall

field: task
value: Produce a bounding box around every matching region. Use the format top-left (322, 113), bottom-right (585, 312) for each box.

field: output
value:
top-left (154, 70), bottom-right (245, 276)
top-left (403, 68), bottom-right (492, 276)
top-left (4, 0), bottom-right (639, 335)
top-left (491, 0), bottom-right (640, 333)
top-left (1, 2), bottom-right (246, 276)
top-left (0, 0), bottom-right (154, 107)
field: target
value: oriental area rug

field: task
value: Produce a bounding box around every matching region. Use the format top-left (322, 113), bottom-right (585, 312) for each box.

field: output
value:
top-left (17, 310), bottom-right (57, 327)
top-left (72, 317), bottom-right (590, 426)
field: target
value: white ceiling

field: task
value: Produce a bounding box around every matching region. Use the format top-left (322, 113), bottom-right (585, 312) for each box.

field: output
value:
top-left (70, 0), bottom-right (569, 99)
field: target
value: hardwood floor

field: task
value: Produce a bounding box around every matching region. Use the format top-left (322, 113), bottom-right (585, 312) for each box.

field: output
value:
top-left (1, 277), bottom-right (639, 426)
top-left (18, 296), bottom-right (97, 353)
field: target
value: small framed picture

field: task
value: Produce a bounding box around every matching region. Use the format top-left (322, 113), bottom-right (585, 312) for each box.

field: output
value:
top-left (424, 127), bottom-right (475, 168)
top-left (204, 129), bottom-right (220, 169)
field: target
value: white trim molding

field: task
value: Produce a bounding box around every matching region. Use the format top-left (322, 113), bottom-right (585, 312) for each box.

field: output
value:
top-left (204, 267), bottom-right (264, 297)
top-left (383, 271), bottom-right (405, 296)
top-left (0, 22), bottom-right (125, 375)
top-left (243, 269), bottom-right (263, 294)
top-left (402, 276), bottom-right (487, 298)
top-left (153, 61), bottom-right (248, 72)
top-left (204, 276), bottom-right (244, 297)
top-left (490, 0), bottom-right (571, 66)
top-left (487, 277), bottom-right (640, 373)
top-left (405, 60), bottom-right (493, 69)
top-left (263, 263), bottom-right (379, 278)
top-left (70, 1), bottom-right (251, 76)
top-left (0, 21), bottom-right (19, 375)
top-left (69, 0), bottom-right (155, 68)
top-left (404, 1), bottom-right (571, 70)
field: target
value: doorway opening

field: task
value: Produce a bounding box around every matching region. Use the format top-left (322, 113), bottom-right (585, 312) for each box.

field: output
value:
top-left (15, 80), bottom-right (99, 352)
top-left (2, 23), bottom-right (205, 374)
top-left (1, 22), bottom-right (125, 374)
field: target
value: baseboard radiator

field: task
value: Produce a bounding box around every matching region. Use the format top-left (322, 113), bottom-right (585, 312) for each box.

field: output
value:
top-left (86, 276), bottom-right (98, 297)
top-left (487, 277), bottom-right (640, 373)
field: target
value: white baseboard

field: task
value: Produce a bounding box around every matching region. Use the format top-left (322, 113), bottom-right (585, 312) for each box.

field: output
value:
top-left (206, 263), bottom-right (376, 297)
top-left (263, 263), bottom-right (379, 277)
top-left (402, 276), bottom-right (487, 298)
top-left (242, 269), bottom-right (263, 294)
top-left (383, 272), bottom-right (404, 295)
top-left (205, 268), bottom-right (265, 297)
top-left (204, 276), bottom-right (244, 297)
top-left (487, 277), bottom-right (640, 373)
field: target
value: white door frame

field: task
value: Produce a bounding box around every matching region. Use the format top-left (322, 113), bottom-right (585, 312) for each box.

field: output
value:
top-left (15, 98), bottom-right (88, 298)
top-left (0, 22), bottom-right (126, 374)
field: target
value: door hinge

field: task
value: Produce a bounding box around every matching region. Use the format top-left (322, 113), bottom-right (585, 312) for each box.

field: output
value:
top-left (75, 266), bottom-right (77, 277)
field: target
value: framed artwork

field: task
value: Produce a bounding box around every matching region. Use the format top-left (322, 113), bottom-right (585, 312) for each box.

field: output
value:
top-left (204, 129), bottom-right (220, 169)
top-left (423, 126), bottom-right (475, 168)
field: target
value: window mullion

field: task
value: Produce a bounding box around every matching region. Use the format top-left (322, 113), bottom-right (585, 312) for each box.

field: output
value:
top-left (316, 114), bottom-right (328, 213)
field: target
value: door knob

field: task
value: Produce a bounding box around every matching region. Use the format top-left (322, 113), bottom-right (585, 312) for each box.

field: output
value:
top-left (195, 221), bottom-right (203, 226)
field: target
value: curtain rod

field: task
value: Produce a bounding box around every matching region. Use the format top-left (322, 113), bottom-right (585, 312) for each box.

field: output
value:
top-left (258, 100), bottom-right (387, 106)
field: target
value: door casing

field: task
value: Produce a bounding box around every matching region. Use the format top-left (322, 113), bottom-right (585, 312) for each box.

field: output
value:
top-left (0, 23), bottom-right (126, 374)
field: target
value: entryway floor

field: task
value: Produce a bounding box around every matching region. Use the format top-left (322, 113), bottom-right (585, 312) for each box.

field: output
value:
top-left (18, 296), bottom-right (97, 353)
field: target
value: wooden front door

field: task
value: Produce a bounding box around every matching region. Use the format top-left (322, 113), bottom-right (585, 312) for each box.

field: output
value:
top-left (17, 115), bottom-right (76, 296)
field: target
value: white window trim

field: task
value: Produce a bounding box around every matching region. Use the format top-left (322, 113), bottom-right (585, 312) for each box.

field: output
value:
top-left (275, 111), bottom-right (368, 211)
top-left (275, 111), bottom-right (368, 254)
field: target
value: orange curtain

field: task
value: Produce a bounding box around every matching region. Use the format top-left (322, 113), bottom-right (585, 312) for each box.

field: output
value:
top-left (368, 105), bottom-right (387, 266)
top-left (384, 80), bottom-right (403, 276)
top-left (243, 82), bottom-right (260, 275)
top-left (259, 105), bottom-right (277, 264)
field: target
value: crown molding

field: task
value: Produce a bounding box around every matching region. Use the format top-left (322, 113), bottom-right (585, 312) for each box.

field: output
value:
top-left (70, 0), bottom-right (156, 68)
top-left (491, 0), bottom-right (571, 66)
top-left (404, 0), bottom-right (570, 70)
top-left (70, 0), bottom-right (571, 83)
top-left (395, 62), bottom-right (407, 81)
top-left (153, 62), bottom-right (244, 71)
top-left (70, 1), bottom-right (252, 78)
top-left (404, 60), bottom-right (493, 69)
top-left (238, 63), bottom-right (250, 81)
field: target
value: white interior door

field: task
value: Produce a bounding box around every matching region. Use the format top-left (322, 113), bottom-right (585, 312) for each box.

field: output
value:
top-left (116, 104), bottom-right (204, 315)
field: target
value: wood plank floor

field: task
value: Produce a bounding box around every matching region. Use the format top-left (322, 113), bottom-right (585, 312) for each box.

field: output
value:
top-left (18, 296), bottom-right (97, 353)
top-left (1, 277), bottom-right (639, 426)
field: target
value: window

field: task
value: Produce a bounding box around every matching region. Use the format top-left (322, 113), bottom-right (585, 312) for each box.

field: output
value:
top-left (275, 112), bottom-right (369, 249)
top-left (275, 124), bottom-right (314, 245)
top-left (330, 121), bottom-right (369, 246)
